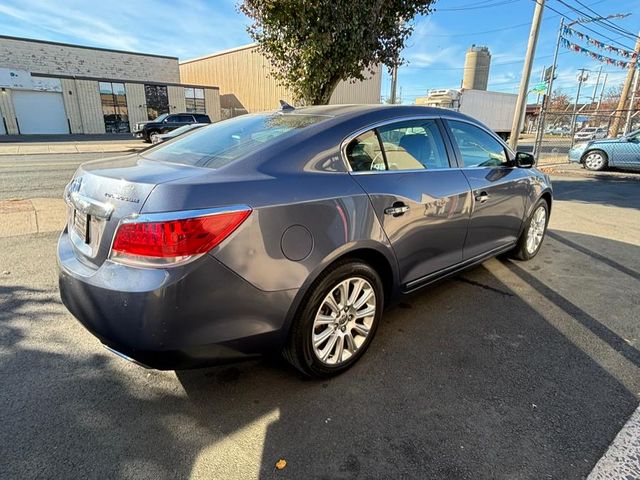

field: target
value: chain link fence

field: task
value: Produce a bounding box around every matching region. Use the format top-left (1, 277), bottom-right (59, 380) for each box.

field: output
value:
top-left (531, 109), bottom-right (640, 166)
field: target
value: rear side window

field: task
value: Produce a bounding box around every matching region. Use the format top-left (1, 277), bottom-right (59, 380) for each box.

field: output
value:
top-left (345, 119), bottom-right (450, 172)
top-left (377, 119), bottom-right (450, 170)
top-left (447, 120), bottom-right (507, 167)
top-left (143, 113), bottom-right (328, 169)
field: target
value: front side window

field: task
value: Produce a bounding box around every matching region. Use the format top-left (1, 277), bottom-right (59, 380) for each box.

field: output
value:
top-left (448, 120), bottom-right (508, 167)
top-left (99, 82), bottom-right (129, 133)
top-left (185, 87), bottom-right (206, 114)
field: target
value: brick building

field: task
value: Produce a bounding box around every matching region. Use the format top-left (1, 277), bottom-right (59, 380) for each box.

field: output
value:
top-left (0, 36), bottom-right (220, 135)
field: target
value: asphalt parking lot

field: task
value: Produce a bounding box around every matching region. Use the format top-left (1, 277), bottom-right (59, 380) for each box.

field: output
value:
top-left (0, 155), bottom-right (639, 479)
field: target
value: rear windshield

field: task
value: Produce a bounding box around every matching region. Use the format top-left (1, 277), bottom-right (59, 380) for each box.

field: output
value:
top-left (142, 113), bottom-right (328, 168)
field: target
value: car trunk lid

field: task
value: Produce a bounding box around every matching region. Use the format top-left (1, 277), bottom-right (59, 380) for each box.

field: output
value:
top-left (65, 154), bottom-right (205, 267)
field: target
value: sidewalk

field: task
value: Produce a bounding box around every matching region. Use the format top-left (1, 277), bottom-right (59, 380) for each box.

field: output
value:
top-left (0, 198), bottom-right (66, 238)
top-left (0, 134), bottom-right (147, 156)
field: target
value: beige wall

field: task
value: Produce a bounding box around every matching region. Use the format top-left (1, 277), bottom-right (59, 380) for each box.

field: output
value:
top-left (124, 83), bottom-right (147, 128)
top-left (0, 37), bottom-right (180, 83)
top-left (179, 45), bottom-right (381, 114)
top-left (168, 86), bottom-right (186, 114)
top-left (0, 90), bottom-right (18, 134)
top-left (60, 78), bottom-right (82, 134)
top-left (74, 80), bottom-right (104, 134)
top-left (204, 88), bottom-right (221, 121)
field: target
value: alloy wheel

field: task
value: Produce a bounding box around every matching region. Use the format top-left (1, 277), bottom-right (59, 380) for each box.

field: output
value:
top-left (526, 206), bottom-right (547, 255)
top-left (311, 277), bottom-right (376, 366)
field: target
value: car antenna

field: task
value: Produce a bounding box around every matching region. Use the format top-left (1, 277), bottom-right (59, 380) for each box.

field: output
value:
top-left (279, 100), bottom-right (295, 111)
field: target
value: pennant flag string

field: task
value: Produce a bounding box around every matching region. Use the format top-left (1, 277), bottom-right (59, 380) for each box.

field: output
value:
top-left (562, 25), bottom-right (638, 60)
top-left (560, 36), bottom-right (638, 69)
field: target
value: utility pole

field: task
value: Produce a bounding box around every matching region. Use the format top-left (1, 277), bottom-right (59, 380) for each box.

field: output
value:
top-left (510, 0), bottom-right (545, 150)
top-left (389, 65), bottom-right (398, 104)
top-left (570, 69), bottom-right (589, 146)
top-left (623, 68), bottom-right (639, 135)
top-left (610, 32), bottom-right (640, 137)
top-left (534, 16), bottom-right (563, 157)
top-left (596, 73), bottom-right (608, 111)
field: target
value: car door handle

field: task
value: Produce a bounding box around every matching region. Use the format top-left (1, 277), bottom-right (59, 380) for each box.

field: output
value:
top-left (475, 191), bottom-right (490, 203)
top-left (384, 204), bottom-right (410, 216)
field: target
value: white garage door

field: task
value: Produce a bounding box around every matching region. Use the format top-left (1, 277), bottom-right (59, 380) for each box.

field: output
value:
top-left (12, 90), bottom-right (68, 134)
top-left (0, 117), bottom-right (5, 135)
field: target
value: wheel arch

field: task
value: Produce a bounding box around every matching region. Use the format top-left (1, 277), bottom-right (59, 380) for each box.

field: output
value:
top-left (280, 242), bottom-right (399, 344)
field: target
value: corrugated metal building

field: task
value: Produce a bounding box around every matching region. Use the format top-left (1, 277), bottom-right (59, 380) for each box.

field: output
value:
top-left (0, 36), bottom-right (220, 135)
top-left (179, 44), bottom-right (382, 118)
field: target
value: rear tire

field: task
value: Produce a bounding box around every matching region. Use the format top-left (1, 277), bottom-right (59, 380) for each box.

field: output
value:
top-left (283, 260), bottom-right (383, 378)
top-left (510, 199), bottom-right (549, 261)
top-left (583, 150), bottom-right (608, 171)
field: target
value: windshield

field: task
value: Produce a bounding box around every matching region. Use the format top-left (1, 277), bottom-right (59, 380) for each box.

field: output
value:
top-left (142, 113), bottom-right (329, 168)
top-left (153, 114), bottom-right (169, 123)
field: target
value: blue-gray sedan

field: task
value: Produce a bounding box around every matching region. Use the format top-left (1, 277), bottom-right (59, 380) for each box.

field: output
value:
top-left (58, 105), bottom-right (552, 377)
top-left (568, 129), bottom-right (640, 171)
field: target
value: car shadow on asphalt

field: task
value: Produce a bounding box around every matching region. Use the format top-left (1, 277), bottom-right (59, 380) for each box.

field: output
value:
top-left (1, 232), bottom-right (639, 479)
top-left (551, 177), bottom-right (640, 210)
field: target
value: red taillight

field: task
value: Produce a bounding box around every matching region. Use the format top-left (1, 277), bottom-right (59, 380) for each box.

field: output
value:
top-left (111, 209), bottom-right (251, 266)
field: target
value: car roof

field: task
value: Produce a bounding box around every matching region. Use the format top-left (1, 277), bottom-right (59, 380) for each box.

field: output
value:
top-left (279, 104), bottom-right (471, 120)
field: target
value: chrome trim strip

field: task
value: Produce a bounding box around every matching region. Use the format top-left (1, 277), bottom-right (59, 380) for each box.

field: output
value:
top-left (65, 191), bottom-right (114, 220)
top-left (338, 112), bottom-right (516, 174)
top-left (118, 204), bottom-right (252, 224)
top-left (103, 345), bottom-right (151, 369)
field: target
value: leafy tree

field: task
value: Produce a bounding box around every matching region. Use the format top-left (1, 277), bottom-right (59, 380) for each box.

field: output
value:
top-left (238, 0), bottom-right (436, 105)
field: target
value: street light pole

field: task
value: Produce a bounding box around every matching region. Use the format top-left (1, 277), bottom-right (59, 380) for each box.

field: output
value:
top-left (570, 69), bottom-right (588, 146)
top-left (510, 0), bottom-right (545, 150)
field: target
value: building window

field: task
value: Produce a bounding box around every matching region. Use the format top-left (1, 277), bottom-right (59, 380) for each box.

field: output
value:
top-left (185, 87), bottom-right (205, 113)
top-left (99, 82), bottom-right (129, 133)
top-left (144, 84), bottom-right (169, 120)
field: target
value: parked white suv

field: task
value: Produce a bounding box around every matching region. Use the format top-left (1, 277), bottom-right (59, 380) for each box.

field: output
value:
top-left (574, 127), bottom-right (607, 141)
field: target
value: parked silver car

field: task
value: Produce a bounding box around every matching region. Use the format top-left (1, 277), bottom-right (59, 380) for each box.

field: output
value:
top-left (568, 129), bottom-right (640, 171)
top-left (574, 127), bottom-right (607, 142)
top-left (58, 105), bottom-right (552, 377)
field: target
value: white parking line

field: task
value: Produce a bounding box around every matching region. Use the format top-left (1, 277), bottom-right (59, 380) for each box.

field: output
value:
top-left (587, 405), bottom-right (640, 479)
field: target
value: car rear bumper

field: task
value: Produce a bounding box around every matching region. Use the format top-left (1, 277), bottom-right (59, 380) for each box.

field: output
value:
top-left (57, 230), bottom-right (298, 369)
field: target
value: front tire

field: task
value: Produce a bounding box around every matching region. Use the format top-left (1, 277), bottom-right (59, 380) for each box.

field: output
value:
top-left (583, 150), bottom-right (608, 171)
top-left (510, 199), bottom-right (549, 261)
top-left (283, 260), bottom-right (384, 378)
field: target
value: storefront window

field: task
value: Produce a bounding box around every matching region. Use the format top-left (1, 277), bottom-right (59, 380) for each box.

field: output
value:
top-left (99, 82), bottom-right (129, 133)
top-left (185, 87), bottom-right (206, 113)
top-left (145, 84), bottom-right (169, 120)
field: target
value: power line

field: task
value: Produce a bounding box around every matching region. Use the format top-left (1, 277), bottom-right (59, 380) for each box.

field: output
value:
top-left (567, 0), bottom-right (638, 41)
top-left (437, 0), bottom-right (522, 12)
top-left (550, 0), bottom-right (636, 49)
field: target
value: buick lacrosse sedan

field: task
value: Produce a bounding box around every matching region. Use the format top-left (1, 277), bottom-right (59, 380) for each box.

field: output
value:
top-left (58, 105), bottom-right (552, 377)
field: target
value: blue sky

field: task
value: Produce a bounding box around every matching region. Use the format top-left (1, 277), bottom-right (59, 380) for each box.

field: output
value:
top-left (0, 0), bottom-right (638, 104)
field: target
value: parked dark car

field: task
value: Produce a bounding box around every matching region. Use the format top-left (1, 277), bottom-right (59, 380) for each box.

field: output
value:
top-left (133, 113), bottom-right (211, 142)
top-left (58, 105), bottom-right (552, 377)
top-left (151, 123), bottom-right (209, 144)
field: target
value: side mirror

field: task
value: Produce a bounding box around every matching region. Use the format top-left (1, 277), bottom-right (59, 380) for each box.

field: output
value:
top-left (515, 151), bottom-right (535, 168)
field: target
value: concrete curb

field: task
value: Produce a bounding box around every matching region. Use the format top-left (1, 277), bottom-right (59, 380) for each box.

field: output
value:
top-left (0, 145), bottom-right (145, 156)
top-left (587, 405), bottom-right (640, 479)
top-left (0, 198), bottom-right (66, 238)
